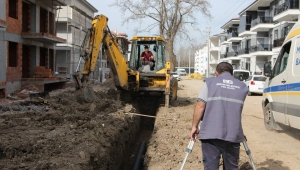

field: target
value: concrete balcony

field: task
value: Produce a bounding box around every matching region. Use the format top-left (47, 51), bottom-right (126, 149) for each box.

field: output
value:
top-left (238, 25), bottom-right (256, 37)
top-left (249, 44), bottom-right (273, 56)
top-left (239, 31), bottom-right (256, 38)
top-left (250, 17), bottom-right (274, 32)
top-left (237, 48), bottom-right (251, 58)
top-left (22, 32), bottom-right (66, 44)
top-left (210, 47), bottom-right (220, 52)
top-left (220, 53), bottom-right (227, 59)
top-left (44, 0), bottom-right (67, 6)
top-left (227, 32), bottom-right (243, 42)
top-left (274, 0), bottom-right (299, 22)
top-left (227, 51), bottom-right (238, 57)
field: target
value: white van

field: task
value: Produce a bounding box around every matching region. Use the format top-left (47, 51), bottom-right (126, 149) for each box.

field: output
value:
top-left (176, 69), bottom-right (187, 76)
top-left (233, 70), bottom-right (250, 81)
top-left (262, 20), bottom-right (300, 131)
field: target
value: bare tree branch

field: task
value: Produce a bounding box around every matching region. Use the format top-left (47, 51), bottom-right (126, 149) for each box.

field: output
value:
top-left (111, 0), bottom-right (211, 70)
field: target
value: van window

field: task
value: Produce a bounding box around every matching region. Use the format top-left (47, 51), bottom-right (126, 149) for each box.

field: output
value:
top-left (253, 77), bottom-right (267, 81)
top-left (246, 76), bottom-right (252, 81)
top-left (273, 41), bottom-right (291, 77)
top-left (233, 71), bottom-right (250, 81)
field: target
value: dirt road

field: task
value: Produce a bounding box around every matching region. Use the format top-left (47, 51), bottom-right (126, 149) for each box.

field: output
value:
top-left (145, 78), bottom-right (300, 170)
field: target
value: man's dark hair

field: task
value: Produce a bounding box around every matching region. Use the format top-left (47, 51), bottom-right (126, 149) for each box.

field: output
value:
top-left (216, 62), bottom-right (233, 75)
top-left (144, 45), bottom-right (149, 49)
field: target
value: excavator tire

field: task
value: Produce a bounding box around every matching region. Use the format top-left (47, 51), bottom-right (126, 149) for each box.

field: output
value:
top-left (170, 77), bottom-right (178, 104)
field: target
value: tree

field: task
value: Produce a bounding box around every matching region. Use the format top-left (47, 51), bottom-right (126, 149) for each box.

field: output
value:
top-left (112, 0), bottom-right (211, 70)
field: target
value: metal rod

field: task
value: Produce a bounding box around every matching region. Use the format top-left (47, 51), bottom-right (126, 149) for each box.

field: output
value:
top-left (125, 112), bottom-right (156, 118)
top-left (180, 140), bottom-right (195, 170)
top-left (242, 140), bottom-right (257, 170)
top-left (76, 57), bottom-right (82, 72)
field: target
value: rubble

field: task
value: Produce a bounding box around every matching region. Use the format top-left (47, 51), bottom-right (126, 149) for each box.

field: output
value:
top-left (0, 82), bottom-right (140, 169)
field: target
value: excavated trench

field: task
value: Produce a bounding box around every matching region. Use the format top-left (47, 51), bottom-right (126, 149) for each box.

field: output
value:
top-left (0, 84), bottom-right (160, 170)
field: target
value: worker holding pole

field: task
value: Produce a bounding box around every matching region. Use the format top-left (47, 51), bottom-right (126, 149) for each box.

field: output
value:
top-left (189, 62), bottom-right (248, 170)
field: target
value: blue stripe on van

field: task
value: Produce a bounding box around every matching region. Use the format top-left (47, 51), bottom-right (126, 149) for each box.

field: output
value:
top-left (264, 82), bottom-right (300, 93)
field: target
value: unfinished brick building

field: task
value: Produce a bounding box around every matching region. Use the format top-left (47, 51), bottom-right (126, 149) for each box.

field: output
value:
top-left (0, 0), bottom-right (67, 98)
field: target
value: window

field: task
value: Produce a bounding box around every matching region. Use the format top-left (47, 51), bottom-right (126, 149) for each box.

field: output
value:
top-left (283, 26), bottom-right (289, 38)
top-left (40, 8), bottom-right (48, 33)
top-left (253, 77), bottom-right (267, 81)
top-left (246, 76), bottom-right (252, 81)
top-left (9, 0), bottom-right (18, 19)
top-left (8, 42), bottom-right (18, 67)
top-left (273, 41), bottom-right (291, 77)
top-left (274, 30), bottom-right (278, 40)
top-left (157, 41), bottom-right (165, 70)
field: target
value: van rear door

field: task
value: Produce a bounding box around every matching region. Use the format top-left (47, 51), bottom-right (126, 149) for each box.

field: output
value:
top-left (286, 37), bottom-right (300, 129)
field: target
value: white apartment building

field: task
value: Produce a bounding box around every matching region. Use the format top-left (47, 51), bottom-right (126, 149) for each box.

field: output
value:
top-left (211, 0), bottom-right (299, 75)
top-left (55, 0), bottom-right (98, 79)
top-left (209, 33), bottom-right (227, 71)
top-left (194, 45), bottom-right (209, 75)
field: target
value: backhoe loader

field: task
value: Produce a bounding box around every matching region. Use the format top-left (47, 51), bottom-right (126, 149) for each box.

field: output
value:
top-left (73, 14), bottom-right (178, 107)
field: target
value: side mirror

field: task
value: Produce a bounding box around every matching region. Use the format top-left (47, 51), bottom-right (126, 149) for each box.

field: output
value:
top-left (264, 61), bottom-right (272, 77)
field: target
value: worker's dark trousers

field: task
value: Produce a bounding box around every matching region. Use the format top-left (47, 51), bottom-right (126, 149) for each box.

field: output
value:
top-left (201, 139), bottom-right (240, 170)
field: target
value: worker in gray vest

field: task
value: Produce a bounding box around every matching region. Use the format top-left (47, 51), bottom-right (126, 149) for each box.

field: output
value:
top-left (189, 62), bottom-right (248, 170)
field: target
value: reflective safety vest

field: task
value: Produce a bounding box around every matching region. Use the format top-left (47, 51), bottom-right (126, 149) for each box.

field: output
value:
top-left (199, 72), bottom-right (248, 143)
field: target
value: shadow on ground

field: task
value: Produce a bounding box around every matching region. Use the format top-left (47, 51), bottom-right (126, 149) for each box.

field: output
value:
top-left (173, 97), bottom-right (196, 107)
top-left (240, 159), bottom-right (290, 170)
top-left (277, 124), bottom-right (300, 141)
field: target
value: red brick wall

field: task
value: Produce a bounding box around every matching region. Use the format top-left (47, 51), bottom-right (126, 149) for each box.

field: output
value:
top-left (6, 43), bottom-right (22, 82)
top-left (6, 0), bottom-right (22, 34)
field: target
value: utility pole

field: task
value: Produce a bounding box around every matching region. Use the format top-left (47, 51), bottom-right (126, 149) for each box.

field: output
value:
top-left (178, 54), bottom-right (180, 69)
top-left (206, 27), bottom-right (210, 78)
top-left (189, 49), bottom-right (191, 75)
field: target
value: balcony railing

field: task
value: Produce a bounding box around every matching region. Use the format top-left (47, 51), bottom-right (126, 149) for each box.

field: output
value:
top-left (251, 16), bottom-right (274, 27)
top-left (273, 38), bottom-right (285, 48)
top-left (238, 48), bottom-right (249, 55)
top-left (238, 25), bottom-right (251, 34)
top-left (220, 37), bottom-right (228, 43)
top-left (228, 32), bottom-right (239, 39)
top-left (220, 53), bottom-right (227, 59)
top-left (274, 0), bottom-right (299, 16)
top-left (227, 51), bottom-right (238, 57)
top-left (249, 44), bottom-right (272, 53)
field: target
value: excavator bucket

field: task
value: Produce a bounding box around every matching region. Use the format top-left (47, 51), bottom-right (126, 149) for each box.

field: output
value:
top-left (83, 84), bottom-right (100, 103)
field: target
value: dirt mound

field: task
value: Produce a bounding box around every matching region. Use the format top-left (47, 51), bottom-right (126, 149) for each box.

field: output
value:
top-left (0, 88), bottom-right (140, 170)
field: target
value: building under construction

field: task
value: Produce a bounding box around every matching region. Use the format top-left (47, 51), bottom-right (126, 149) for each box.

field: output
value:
top-left (0, 0), bottom-right (67, 98)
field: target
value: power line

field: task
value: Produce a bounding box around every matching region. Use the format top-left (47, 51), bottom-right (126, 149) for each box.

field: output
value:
top-left (209, 0), bottom-right (252, 34)
top-left (210, 0), bottom-right (241, 25)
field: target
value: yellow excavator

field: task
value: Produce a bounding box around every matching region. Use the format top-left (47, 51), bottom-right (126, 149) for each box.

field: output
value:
top-left (73, 14), bottom-right (178, 107)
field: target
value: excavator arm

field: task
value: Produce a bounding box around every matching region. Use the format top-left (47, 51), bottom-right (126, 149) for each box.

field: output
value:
top-left (73, 15), bottom-right (133, 93)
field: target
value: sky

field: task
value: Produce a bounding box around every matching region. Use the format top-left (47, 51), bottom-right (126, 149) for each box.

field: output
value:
top-left (87, 0), bottom-right (256, 49)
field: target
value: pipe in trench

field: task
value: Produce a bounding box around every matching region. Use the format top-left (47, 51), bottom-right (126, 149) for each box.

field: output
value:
top-left (132, 141), bottom-right (147, 170)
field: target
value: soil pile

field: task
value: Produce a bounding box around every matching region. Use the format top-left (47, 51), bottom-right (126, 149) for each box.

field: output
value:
top-left (0, 87), bottom-right (140, 170)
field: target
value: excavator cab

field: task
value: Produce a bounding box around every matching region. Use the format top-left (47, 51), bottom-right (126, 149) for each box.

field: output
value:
top-left (129, 36), bottom-right (166, 72)
top-left (128, 36), bottom-right (178, 106)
